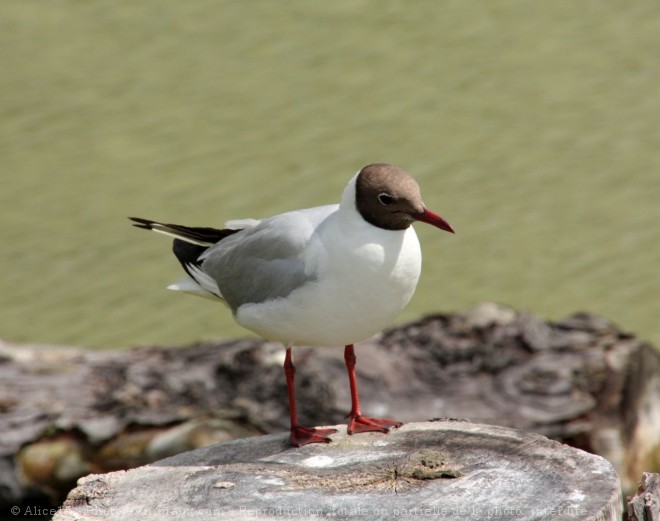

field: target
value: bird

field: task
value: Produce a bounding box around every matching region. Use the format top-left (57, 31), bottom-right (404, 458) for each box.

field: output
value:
top-left (129, 163), bottom-right (454, 447)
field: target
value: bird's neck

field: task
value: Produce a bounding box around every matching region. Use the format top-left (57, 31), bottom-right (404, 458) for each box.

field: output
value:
top-left (338, 173), bottom-right (373, 233)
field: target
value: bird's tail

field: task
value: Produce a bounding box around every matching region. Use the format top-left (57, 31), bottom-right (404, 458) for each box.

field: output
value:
top-left (129, 217), bottom-right (241, 300)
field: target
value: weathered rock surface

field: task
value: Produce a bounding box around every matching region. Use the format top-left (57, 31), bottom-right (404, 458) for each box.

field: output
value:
top-left (54, 421), bottom-right (623, 521)
top-left (1, 304), bottom-right (658, 508)
top-left (627, 472), bottom-right (660, 521)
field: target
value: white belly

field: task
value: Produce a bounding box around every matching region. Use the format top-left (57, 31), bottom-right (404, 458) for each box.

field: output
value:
top-left (235, 225), bottom-right (422, 346)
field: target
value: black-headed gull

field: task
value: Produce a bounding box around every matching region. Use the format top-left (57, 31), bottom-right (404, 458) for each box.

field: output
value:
top-left (130, 164), bottom-right (454, 446)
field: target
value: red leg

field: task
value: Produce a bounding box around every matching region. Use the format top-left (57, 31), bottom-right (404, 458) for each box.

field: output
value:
top-left (284, 347), bottom-right (337, 447)
top-left (344, 344), bottom-right (402, 435)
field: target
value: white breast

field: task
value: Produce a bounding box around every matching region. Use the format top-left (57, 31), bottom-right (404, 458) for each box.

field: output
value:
top-left (235, 212), bottom-right (422, 347)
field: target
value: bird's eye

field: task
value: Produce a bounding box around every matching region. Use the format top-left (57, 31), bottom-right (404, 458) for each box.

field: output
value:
top-left (378, 193), bottom-right (394, 205)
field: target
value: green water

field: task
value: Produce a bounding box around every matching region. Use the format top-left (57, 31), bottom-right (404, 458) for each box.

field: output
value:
top-left (2, 2), bottom-right (658, 349)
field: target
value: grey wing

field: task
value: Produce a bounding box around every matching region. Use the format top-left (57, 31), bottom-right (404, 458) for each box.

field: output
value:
top-left (200, 205), bottom-right (337, 312)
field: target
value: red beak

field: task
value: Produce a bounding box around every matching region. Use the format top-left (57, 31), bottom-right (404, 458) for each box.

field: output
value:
top-left (413, 208), bottom-right (455, 234)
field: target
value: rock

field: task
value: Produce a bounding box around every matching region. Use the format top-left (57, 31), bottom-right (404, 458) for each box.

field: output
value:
top-left (626, 472), bottom-right (660, 521)
top-left (54, 421), bottom-right (622, 521)
top-left (461, 302), bottom-right (518, 328)
top-left (2, 305), bottom-right (659, 509)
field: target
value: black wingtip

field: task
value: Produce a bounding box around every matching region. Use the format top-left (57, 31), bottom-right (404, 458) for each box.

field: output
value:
top-left (129, 217), bottom-right (156, 230)
top-left (128, 217), bottom-right (240, 245)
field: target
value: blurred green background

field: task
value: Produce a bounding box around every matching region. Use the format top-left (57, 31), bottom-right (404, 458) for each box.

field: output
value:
top-left (1, 1), bottom-right (658, 349)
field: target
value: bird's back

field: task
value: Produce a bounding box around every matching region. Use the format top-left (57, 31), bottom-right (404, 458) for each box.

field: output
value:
top-left (200, 204), bottom-right (338, 311)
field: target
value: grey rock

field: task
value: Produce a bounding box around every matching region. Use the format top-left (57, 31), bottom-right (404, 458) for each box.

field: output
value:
top-left (54, 421), bottom-right (622, 521)
top-left (627, 472), bottom-right (660, 521)
top-left (2, 306), bottom-right (658, 508)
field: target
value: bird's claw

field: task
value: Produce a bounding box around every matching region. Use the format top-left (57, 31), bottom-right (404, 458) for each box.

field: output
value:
top-left (289, 426), bottom-right (338, 447)
top-left (347, 415), bottom-right (402, 435)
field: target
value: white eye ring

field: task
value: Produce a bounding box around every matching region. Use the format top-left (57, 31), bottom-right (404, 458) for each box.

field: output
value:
top-left (378, 193), bottom-right (394, 205)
